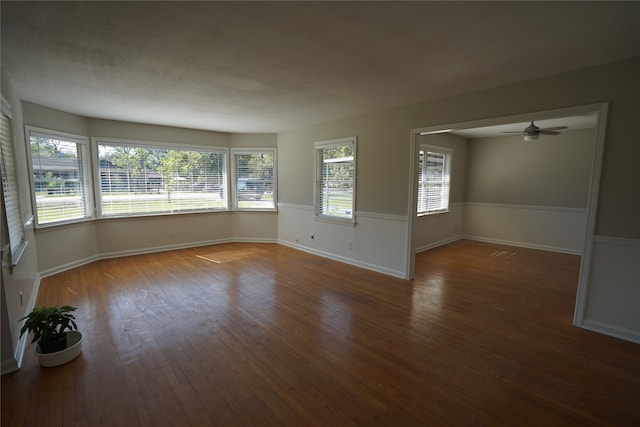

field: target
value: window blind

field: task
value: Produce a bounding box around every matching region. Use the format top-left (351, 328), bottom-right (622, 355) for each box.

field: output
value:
top-left (29, 132), bottom-right (92, 225)
top-left (314, 138), bottom-right (356, 220)
top-left (417, 148), bottom-right (450, 215)
top-left (232, 150), bottom-right (275, 210)
top-left (0, 101), bottom-right (27, 266)
top-left (97, 142), bottom-right (227, 217)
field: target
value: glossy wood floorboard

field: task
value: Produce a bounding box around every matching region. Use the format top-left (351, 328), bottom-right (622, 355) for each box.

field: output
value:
top-left (3, 240), bottom-right (640, 426)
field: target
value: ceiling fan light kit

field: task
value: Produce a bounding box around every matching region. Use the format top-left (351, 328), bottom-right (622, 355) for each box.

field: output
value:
top-left (504, 121), bottom-right (568, 141)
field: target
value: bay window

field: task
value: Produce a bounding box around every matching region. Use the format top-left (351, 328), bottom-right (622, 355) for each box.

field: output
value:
top-left (27, 127), bottom-right (93, 226)
top-left (95, 140), bottom-right (227, 217)
top-left (231, 149), bottom-right (276, 210)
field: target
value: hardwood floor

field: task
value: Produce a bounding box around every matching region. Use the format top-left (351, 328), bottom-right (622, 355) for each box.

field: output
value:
top-left (3, 240), bottom-right (640, 426)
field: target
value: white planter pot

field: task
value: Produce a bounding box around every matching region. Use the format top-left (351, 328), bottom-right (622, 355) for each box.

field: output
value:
top-left (34, 331), bottom-right (84, 367)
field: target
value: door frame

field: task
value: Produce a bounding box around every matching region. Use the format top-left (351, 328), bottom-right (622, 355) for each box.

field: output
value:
top-left (405, 102), bottom-right (609, 326)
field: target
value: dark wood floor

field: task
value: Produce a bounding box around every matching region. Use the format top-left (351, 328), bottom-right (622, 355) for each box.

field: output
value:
top-left (3, 240), bottom-right (640, 426)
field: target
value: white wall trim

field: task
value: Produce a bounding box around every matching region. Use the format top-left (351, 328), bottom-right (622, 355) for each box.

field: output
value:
top-left (278, 239), bottom-right (406, 279)
top-left (232, 237), bottom-right (278, 244)
top-left (465, 202), bottom-right (587, 214)
top-left (581, 320), bottom-right (640, 345)
top-left (13, 274), bottom-right (41, 371)
top-left (573, 102), bottom-right (609, 326)
top-left (463, 235), bottom-right (583, 255)
top-left (593, 235), bottom-right (640, 248)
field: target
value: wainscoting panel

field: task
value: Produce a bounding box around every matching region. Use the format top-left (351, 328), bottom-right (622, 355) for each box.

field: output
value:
top-left (277, 203), bottom-right (408, 278)
top-left (582, 236), bottom-right (640, 344)
top-left (464, 203), bottom-right (587, 254)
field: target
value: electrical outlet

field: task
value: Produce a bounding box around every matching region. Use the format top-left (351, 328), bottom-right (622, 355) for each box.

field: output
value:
top-left (169, 230), bottom-right (174, 239)
top-left (348, 241), bottom-right (353, 249)
top-left (295, 236), bottom-right (300, 243)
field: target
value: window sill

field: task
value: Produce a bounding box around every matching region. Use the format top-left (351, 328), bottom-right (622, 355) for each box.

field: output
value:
top-left (417, 209), bottom-right (449, 218)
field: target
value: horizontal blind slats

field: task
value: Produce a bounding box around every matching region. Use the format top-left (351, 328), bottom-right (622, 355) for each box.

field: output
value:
top-left (98, 144), bottom-right (227, 216)
top-left (417, 149), bottom-right (450, 214)
top-left (233, 151), bottom-right (275, 210)
top-left (30, 135), bottom-right (90, 224)
top-left (0, 111), bottom-right (26, 259)
top-left (315, 143), bottom-right (354, 219)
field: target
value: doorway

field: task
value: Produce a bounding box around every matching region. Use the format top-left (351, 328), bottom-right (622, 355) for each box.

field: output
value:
top-left (406, 103), bottom-right (609, 326)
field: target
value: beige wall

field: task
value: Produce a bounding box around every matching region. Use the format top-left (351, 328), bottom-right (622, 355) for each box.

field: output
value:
top-left (466, 128), bottom-right (595, 208)
top-left (278, 112), bottom-right (411, 215)
top-left (88, 117), bottom-right (229, 147)
top-left (22, 101), bottom-right (89, 136)
top-left (279, 57), bottom-right (640, 239)
top-left (230, 133), bottom-right (277, 148)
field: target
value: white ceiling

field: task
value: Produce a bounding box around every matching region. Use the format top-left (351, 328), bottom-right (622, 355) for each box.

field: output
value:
top-left (2, 2), bottom-right (640, 134)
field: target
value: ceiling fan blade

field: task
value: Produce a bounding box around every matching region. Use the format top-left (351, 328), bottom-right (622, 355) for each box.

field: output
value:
top-left (539, 130), bottom-right (561, 135)
top-left (539, 126), bottom-right (568, 132)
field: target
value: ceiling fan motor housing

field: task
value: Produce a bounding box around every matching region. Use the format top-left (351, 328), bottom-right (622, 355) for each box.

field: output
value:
top-left (523, 121), bottom-right (540, 141)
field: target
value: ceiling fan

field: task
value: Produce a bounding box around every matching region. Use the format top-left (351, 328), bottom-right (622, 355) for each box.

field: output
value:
top-left (505, 121), bottom-right (568, 141)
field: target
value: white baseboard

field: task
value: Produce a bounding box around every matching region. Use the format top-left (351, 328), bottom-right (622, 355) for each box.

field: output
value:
top-left (232, 237), bottom-right (278, 244)
top-left (581, 320), bottom-right (640, 345)
top-left (40, 238), bottom-right (242, 278)
top-left (278, 239), bottom-right (406, 279)
top-left (1, 358), bottom-right (19, 375)
top-left (13, 274), bottom-right (41, 371)
top-left (40, 255), bottom-right (100, 278)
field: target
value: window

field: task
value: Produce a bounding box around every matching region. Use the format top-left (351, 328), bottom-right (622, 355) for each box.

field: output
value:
top-left (314, 136), bottom-right (356, 222)
top-left (231, 149), bottom-right (276, 210)
top-left (96, 140), bottom-right (227, 217)
top-left (27, 127), bottom-right (93, 227)
top-left (417, 145), bottom-right (451, 215)
top-left (1, 96), bottom-right (27, 266)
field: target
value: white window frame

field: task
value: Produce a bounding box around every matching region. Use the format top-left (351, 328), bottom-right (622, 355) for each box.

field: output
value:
top-left (25, 126), bottom-right (94, 228)
top-left (93, 137), bottom-right (228, 218)
top-left (417, 145), bottom-right (451, 216)
top-left (1, 96), bottom-right (28, 267)
top-left (230, 148), bottom-right (277, 212)
top-left (314, 136), bottom-right (357, 224)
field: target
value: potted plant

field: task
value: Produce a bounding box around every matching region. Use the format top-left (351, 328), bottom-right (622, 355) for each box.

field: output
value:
top-left (19, 305), bottom-right (84, 367)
